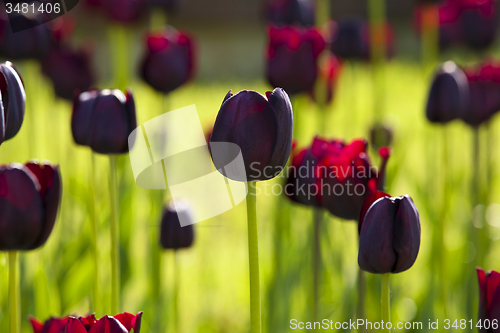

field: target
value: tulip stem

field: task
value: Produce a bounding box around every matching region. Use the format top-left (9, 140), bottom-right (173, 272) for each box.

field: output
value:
top-left (368, 0), bottom-right (386, 120)
top-left (109, 155), bottom-right (120, 314)
top-left (90, 152), bottom-right (101, 316)
top-left (9, 251), bottom-right (19, 333)
top-left (173, 250), bottom-right (180, 333)
top-left (108, 25), bottom-right (128, 91)
top-left (312, 208), bottom-right (322, 321)
top-left (357, 268), bottom-right (366, 332)
top-left (381, 273), bottom-right (391, 332)
top-left (247, 181), bottom-right (261, 333)
top-left (421, 3), bottom-right (439, 74)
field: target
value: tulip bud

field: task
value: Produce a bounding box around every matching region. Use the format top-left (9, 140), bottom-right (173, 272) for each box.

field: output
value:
top-left (460, 2), bottom-right (497, 51)
top-left (72, 89), bottom-right (137, 155)
top-left (369, 122), bottom-right (393, 150)
top-left (160, 200), bottom-right (195, 250)
top-left (267, 0), bottom-right (316, 27)
top-left (358, 195), bottom-right (421, 274)
top-left (477, 268), bottom-right (500, 331)
top-left (266, 25), bottom-right (326, 96)
top-left (330, 18), bottom-right (367, 60)
top-left (0, 61), bottom-right (25, 145)
top-left (140, 28), bottom-right (195, 94)
top-left (426, 61), bottom-right (469, 123)
top-left (0, 14), bottom-right (51, 60)
top-left (42, 45), bottom-right (94, 101)
top-left (318, 139), bottom-right (390, 220)
top-left (0, 162), bottom-right (61, 251)
top-left (210, 88), bottom-right (293, 182)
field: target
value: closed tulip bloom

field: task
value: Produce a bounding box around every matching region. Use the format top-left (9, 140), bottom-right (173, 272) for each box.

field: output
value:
top-left (29, 312), bottom-right (143, 333)
top-left (369, 122), bottom-right (394, 150)
top-left (0, 61), bottom-right (25, 145)
top-left (140, 28), bottom-right (195, 94)
top-left (358, 195), bottom-right (421, 274)
top-left (426, 61), bottom-right (469, 123)
top-left (477, 268), bottom-right (500, 331)
top-left (317, 139), bottom-right (390, 220)
top-left (267, 0), bottom-right (316, 27)
top-left (330, 18), bottom-right (367, 60)
top-left (209, 88), bottom-right (293, 181)
top-left (160, 200), bottom-right (195, 249)
top-left (0, 162), bottom-right (61, 250)
top-left (286, 137), bottom-right (330, 207)
top-left (72, 89), bottom-right (137, 154)
top-left (42, 44), bottom-right (94, 100)
top-left (0, 14), bottom-right (51, 59)
top-left (266, 25), bottom-right (325, 96)
top-left (459, 0), bottom-right (497, 51)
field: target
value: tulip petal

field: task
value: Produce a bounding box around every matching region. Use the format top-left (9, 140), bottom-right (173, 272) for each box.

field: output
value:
top-left (358, 191), bottom-right (390, 234)
top-left (72, 90), bottom-right (99, 146)
top-left (114, 313), bottom-right (135, 331)
top-left (24, 162), bottom-right (62, 249)
top-left (131, 312), bottom-right (142, 333)
top-left (358, 197), bottom-right (397, 273)
top-left (78, 314), bottom-right (97, 330)
top-left (124, 89), bottom-right (137, 152)
top-left (64, 317), bottom-right (87, 333)
top-left (392, 195), bottom-right (421, 273)
top-left (41, 317), bottom-right (69, 333)
top-left (477, 268), bottom-right (488, 329)
top-left (29, 317), bottom-right (44, 333)
top-left (0, 164), bottom-right (44, 250)
top-left (88, 316), bottom-right (128, 333)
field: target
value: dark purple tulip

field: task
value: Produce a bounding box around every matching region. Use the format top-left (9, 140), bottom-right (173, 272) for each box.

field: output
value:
top-left (330, 18), bottom-right (367, 60)
top-left (72, 89), bottom-right (137, 154)
top-left (460, 0), bottom-right (497, 51)
top-left (42, 44), bottom-right (94, 101)
top-left (267, 0), bottom-right (315, 27)
top-left (209, 88), bottom-right (293, 182)
top-left (426, 61), bottom-right (469, 123)
top-left (358, 195), bottom-right (421, 274)
top-left (140, 28), bottom-right (195, 94)
top-left (102, 0), bottom-right (146, 22)
top-left (477, 268), bottom-right (500, 332)
top-left (266, 25), bottom-right (325, 96)
top-left (0, 61), bottom-right (25, 145)
top-left (160, 201), bottom-right (194, 250)
top-left (0, 13), bottom-right (51, 59)
top-left (0, 161), bottom-right (62, 251)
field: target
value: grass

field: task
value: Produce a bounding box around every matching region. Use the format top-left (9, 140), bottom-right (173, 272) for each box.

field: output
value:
top-left (0, 57), bottom-right (495, 332)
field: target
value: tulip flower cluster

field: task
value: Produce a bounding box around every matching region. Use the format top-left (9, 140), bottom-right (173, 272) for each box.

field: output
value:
top-left (415, 0), bottom-right (497, 51)
top-left (30, 312), bottom-right (143, 333)
top-left (427, 60), bottom-right (500, 127)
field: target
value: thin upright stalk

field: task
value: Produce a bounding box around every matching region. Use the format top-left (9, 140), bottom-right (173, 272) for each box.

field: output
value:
top-left (312, 208), bottom-right (322, 321)
top-left (90, 152), bottom-right (101, 315)
top-left (9, 251), bottom-right (19, 333)
top-left (368, 0), bottom-right (386, 120)
top-left (173, 250), bottom-right (180, 333)
top-left (381, 273), bottom-right (391, 332)
top-left (421, 4), bottom-right (439, 73)
top-left (247, 181), bottom-right (261, 333)
top-left (438, 127), bottom-right (448, 318)
top-left (357, 269), bottom-right (366, 333)
top-left (109, 155), bottom-right (120, 314)
top-left (108, 25), bottom-right (128, 91)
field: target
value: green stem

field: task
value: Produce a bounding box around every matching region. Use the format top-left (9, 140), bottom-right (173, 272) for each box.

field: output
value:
top-left (312, 208), bottom-right (322, 321)
top-left (438, 127), bottom-right (448, 318)
top-left (9, 251), bottom-right (19, 333)
top-left (109, 155), bottom-right (120, 314)
top-left (90, 152), bottom-right (101, 316)
top-left (247, 181), bottom-right (261, 333)
top-left (368, 0), bottom-right (386, 120)
top-left (108, 25), bottom-right (128, 91)
top-left (421, 4), bottom-right (439, 74)
top-left (173, 250), bottom-right (180, 333)
top-left (357, 268), bottom-right (366, 333)
top-left (381, 273), bottom-right (391, 332)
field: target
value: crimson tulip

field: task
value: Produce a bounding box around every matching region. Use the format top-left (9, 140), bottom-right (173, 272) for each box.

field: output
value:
top-left (140, 28), bottom-right (195, 94)
top-left (209, 88), bottom-right (293, 182)
top-left (0, 61), bottom-right (25, 145)
top-left (316, 139), bottom-right (390, 220)
top-left (477, 268), bottom-right (500, 332)
top-left (29, 312), bottom-right (143, 333)
top-left (266, 25), bottom-right (325, 96)
top-left (0, 161), bottom-right (61, 250)
top-left (358, 195), bottom-right (421, 274)
top-left (72, 89), bottom-right (136, 154)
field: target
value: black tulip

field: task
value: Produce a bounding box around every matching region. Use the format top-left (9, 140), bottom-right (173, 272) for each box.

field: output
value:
top-left (267, 0), bottom-right (315, 27)
top-left (461, 7), bottom-right (497, 51)
top-left (426, 61), bottom-right (469, 123)
top-left (42, 44), bottom-right (94, 101)
top-left (330, 18), bottom-right (367, 60)
top-left (160, 200), bottom-right (195, 250)
top-left (0, 161), bottom-right (62, 250)
top-left (210, 88), bottom-right (293, 182)
top-left (358, 195), bottom-right (421, 274)
top-left (0, 61), bottom-right (25, 145)
top-left (140, 28), bottom-right (195, 94)
top-left (72, 89), bottom-right (137, 154)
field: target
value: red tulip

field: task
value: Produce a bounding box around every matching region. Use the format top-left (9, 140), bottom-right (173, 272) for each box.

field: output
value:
top-left (477, 268), bottom-right (500, 332)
